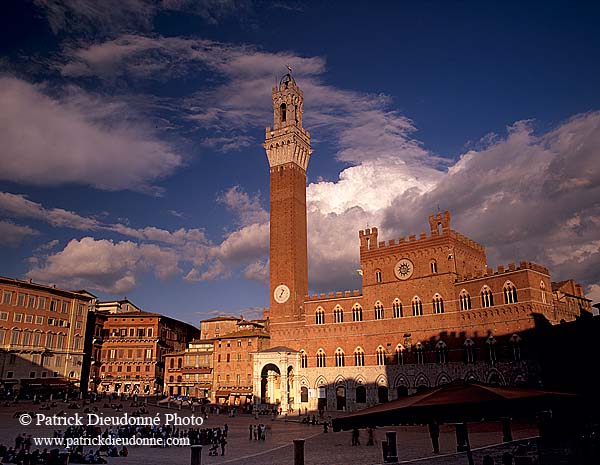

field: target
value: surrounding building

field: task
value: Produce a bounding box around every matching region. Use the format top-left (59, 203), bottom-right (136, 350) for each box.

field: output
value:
top-left (164, 340), bottom-right (214, 398)
top-left (95, 311), bottom-right (199, 395)
top-left (212, 318), bottom-right (270, 406)
top-left (0, 276), bottom-right (95, 396)
top-left (253, 73), bottom-right (593, 414)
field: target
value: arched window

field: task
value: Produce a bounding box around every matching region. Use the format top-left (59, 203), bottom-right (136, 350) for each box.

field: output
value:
top-left (354, 347), bottom-right (365, 367)
top-left (459, 289), bottom-right (472, 311)
top-left (315, 307), bottom-right (325, 325)
top-left (412, 296), bottom-right (423, 316)
top-left (280, 103), bottom-right (287, 122)
top-left (334, 305), bottom-right (344, 323)
top-left (177, 358), bottom-right (182, 369)
top-left (301, 386), bottom-right (309, 402)
top-left (540, 281), bottom-right (547, 304)
top-left (486, 336), bottom-right (497, 364)
top-left (374, 301), bottom-right (384, 320)
top-left (169, 376), bottom-right (174, 383)
top-left (316, 349), bottom-right (326, 368)
top-left (300, 350), bottom-right (308, 368)
top-left (430, 259), bottom-right (438, 274)
top-left (375, 270), bottom-right (382, 283)
top-left (414, 342), bottom-right (425, 365)
top-left (463, 339), bottom-right (475, 364)
top-left (376, 346), bottom-right (386, 366)
top-left (177, 375), bottom-right (182, 383)
top-left (352, 304), bottom-right (363, 322)
top-left (510, 334), bottom-right (522, 361)
top-left (435, 341), bottom-right (448, 364)
top-left (503, 282), bottom-right (518, 304)
top-left (355, 385), bottom-right (366, 403)
top-left (432, 294), bottom-right (444, 314)
top-left (393, 299), bottom-right (403, 318)
top-left (395, 344), bottom-right (405, 365)
top-left (335, 348), bottom-right (345, 367)
top-left (481, 286), bottom-right (494, 308)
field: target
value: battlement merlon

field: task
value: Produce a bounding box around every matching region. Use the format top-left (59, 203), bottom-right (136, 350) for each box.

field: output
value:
top-left (359, 228), bottom-right (378, 251)
top-left (429, 210), bottom-right (451, 235)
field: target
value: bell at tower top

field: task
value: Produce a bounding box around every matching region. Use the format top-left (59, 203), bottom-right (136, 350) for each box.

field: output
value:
top-left (268, 70), bottom-right (307, 131)
top-left (264, 70), bottom-right (312, 170)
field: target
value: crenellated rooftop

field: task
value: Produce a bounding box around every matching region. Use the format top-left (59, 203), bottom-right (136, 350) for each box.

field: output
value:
top-left (304, 289), bottom-right (362, 302)
top-left (456, 260), bottom-right (550, 282)
top-left (358, 227), bottom-right (485, 254)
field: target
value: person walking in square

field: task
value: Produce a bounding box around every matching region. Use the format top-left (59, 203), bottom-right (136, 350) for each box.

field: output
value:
top-left (351, 428), bottom-right (360, 446)
top-left (219, 435), bottom-right (227, 456)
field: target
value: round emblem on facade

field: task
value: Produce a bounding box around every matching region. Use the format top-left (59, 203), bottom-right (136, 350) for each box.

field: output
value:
top-left (273, 284), bottom-right (291, 303)
top-left (394, 258), bottom-right (414, 280)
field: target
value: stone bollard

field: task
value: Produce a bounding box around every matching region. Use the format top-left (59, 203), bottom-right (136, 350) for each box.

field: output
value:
top-left (385, 431), bottom-right (398, 463)
top-left (190, 445), bottom-right (202, 465)
top-left (293, 439), bottom-right (305, 465)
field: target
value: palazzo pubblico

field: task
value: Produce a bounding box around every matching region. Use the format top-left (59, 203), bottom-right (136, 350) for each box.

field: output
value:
top-left (252, 73), bottom-right (592, 413)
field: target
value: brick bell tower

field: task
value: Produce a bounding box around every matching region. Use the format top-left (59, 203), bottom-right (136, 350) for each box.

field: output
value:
top-left (264, 72), bottom-right (312, 327)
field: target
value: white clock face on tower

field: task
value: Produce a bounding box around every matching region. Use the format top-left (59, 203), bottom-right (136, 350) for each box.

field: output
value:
top-left (394, 258), bottom-right (414, 280)
top-left (273, 284), bottom-right (291, 304)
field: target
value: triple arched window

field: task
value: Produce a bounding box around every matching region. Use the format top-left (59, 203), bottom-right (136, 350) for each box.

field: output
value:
top-left (315, 307), bottom-right (325, 325)
top-left (412, 296), bottom-right (423, 316)
top-left (300, 350), bottom-right (308, 368)
top-left (414, 342), bottom-right (425, 365)
top-left (432, 294), bottom-right (444, 314)
top-left (510, 334), bottom-right (522, 361)
top-left (316, 349), bottom-right (326, 368)
top-left (435, 340), bottom-right (448, 364)
top-left (354, 347), bottom-right (365, 367)
top-left (374, 301), bottom-right (384, 320)
top-left (334, 305), bottom-right (344, 323)
top-left (352, 304), bottom-right (363, 322)
top-left (463, 339), bottom-right (475, 364)
top-left (481, 286), bottom-right (494, 308)
top-left (335, 348), bottom-right (345, 367)
top-left (376, 346), bottom-right (386, 366)
top-left (393, 299), bottom-right (403, 318)
top-left (503, 282), bottom-right (518, 304)
top-left (459, 290), bottom-right (472, 310)
top-left (395, 344), bottom-right (405, 365)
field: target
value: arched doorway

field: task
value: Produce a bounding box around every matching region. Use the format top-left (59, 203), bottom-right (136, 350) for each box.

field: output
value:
top-left (336, 386), bottom-right (346, 410)
top-left (396, 385), bottom-right (408, 397)
top-left (356, 385), bottom-right (366, 404)
top-left (260, 363), bottom-right (281, 405)
top-left (416, 384), bottom-right (428, 393)
top-left (377, 386), bottom-right (388, 403)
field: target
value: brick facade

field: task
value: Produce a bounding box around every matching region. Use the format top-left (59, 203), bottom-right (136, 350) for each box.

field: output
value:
top-left (254, 74), bottom-right (591, 414)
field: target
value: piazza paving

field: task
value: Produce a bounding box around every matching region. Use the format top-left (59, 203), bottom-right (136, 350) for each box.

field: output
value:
top-left (0, 400), bottom-right (539, 465)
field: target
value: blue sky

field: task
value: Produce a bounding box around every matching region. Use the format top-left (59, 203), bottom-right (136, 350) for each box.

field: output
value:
top-left (1, 0), bottom-right (599, 325)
